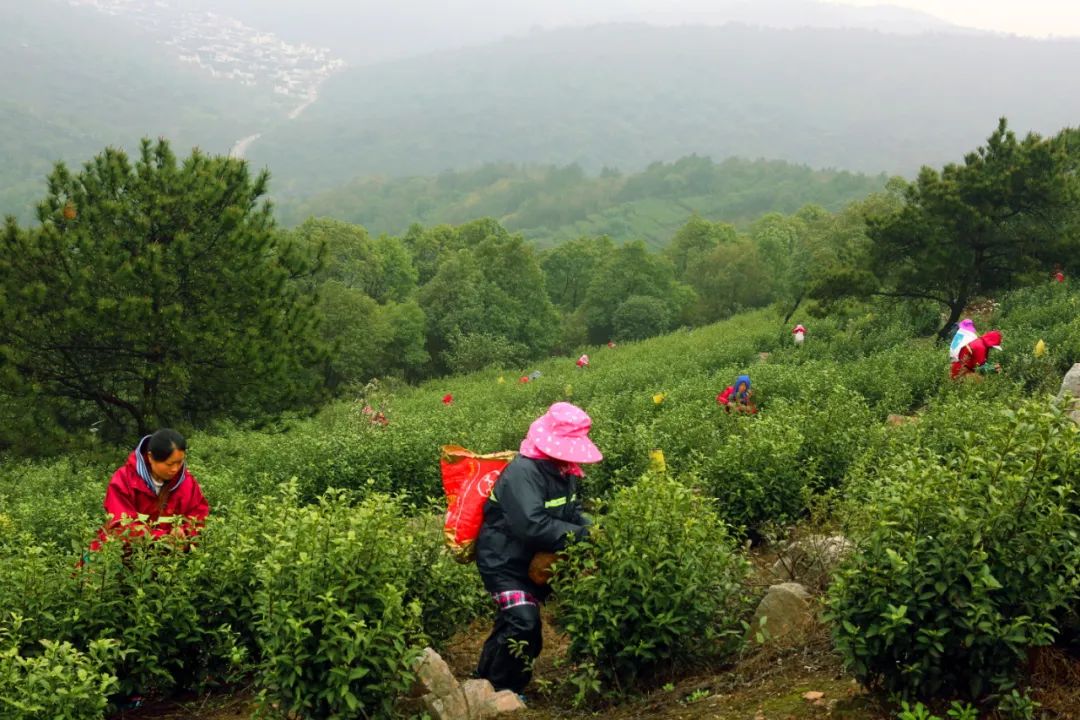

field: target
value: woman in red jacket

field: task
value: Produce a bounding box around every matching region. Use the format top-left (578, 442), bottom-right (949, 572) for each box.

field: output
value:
top-left (89, 428), bottom-right (210, 551)
top-left (951, 330), bottom-right (1003, 380)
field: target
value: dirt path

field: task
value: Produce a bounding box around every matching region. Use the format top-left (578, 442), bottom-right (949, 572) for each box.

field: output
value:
top-left (440, 613), bottom-right (891, 720)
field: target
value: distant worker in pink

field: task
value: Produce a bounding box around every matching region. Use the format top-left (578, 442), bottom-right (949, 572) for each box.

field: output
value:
top-left (951, 330), bottom-right (1003, 380)
top-left (475, 402), bottom-right (599, 696)
top-left (792, 324), bottom-right (807, 346)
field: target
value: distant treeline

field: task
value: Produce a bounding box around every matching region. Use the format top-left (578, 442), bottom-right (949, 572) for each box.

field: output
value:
top-left (275, 155), bottom-right (886, 247)
top-left (1, 120), bottom-right (1077, 451)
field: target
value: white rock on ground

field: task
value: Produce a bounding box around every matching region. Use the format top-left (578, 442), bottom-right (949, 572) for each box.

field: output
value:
top-left (750, 583), bottom-right (813, 641)
top-left (413, 648), bottom-right (526, 720)
top-left (1057, 364), bottom-right (1080, 425)
top-left (771, 534), bottom-right (852, 585)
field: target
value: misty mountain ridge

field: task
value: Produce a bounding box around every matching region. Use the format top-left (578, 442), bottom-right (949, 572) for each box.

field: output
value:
top-left (608, 0), bottom-right (964, 36)
top-left (2, 1), bottom-right (1076, 224)
top-left (72, 0), bottom-right (977, 69)
top-left (246, 21), bottom-right (1080, 198)
top-left (0, 0), bottom-right (288, 221)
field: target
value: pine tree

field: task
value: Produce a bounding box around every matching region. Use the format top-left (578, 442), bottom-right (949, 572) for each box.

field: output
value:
top-left (0, 139), bottom-right (324, 440)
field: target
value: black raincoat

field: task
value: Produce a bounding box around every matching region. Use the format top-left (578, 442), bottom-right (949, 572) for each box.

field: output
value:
top-left (474, 454), bottom-right (590, 693)
top-left (475, 454), bottom-right (589, 598)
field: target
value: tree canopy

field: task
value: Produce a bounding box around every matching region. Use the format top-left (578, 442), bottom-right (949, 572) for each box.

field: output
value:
top-left (0, 139), bottom-right (323, 440)
top-left (866, 119), bottom-right (1079, 336)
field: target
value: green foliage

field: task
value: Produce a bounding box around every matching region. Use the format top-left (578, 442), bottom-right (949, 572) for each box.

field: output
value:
top-left (419, 230), bottom-right (559, 373)
top-left (0, 139), bottom-right (324, 441)
top-left (664, 215), bottom-right (734, 277)
top-left (552, 474), bottom-right (752, 698)
top-left (612, 295), bottom-right (674, 341)
top-left (583, 240), bottom-right (688, 343)
top-left (68, 530), bottom-right (241, 696)
top-left (693, 411), bottom-right (807, 533)
top-left (867, 120), bottom-right (1079, 336)
top-left (275, 156), bottom-right (886, 247)
top-left (442, 331), bottom-right (531, 375)
top-left (290, 218), bottom-right (418, 303)
top-left (896, 700), bottom-right (978, 720)
top-left (253, 490), bottom-right (422, 719)
top-left (541, 235), bottom-right (614, 311)
top-left (685, 237), bottom-right (773, 323)
top-left (0, 629), bottom-right (120, 720)
top-left (828, 402), bottom-right (1080, 700)
top-left (401, 516), bottom-right (491, 647)
top-left (303, 221), bottom-right (436, 386)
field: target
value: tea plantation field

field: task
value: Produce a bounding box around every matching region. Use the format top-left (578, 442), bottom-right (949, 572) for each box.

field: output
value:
top-left (1, 282), bottom-right (1078, 719)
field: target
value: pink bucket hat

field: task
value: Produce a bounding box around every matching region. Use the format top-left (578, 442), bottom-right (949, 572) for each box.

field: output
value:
top-left (519, 402), bottom-right (603, 464)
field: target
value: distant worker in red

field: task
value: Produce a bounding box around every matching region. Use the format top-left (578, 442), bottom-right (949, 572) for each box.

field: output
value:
top-left (792, 323), bottom-right (807, 346)
top-left (951, 330), bottom-right (1003, 380)
top-left (576, 354), bottom-right (590, 369)
top-left (1054, 266), bottom-right (1065, 283)
top-left (89, 428), bottom-right (210, 552)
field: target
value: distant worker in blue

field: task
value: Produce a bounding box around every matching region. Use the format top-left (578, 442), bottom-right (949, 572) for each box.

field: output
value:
top-left (717, 374), bottom-right (755, 413)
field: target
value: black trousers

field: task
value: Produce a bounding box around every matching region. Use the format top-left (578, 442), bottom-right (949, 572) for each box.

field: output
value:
top-left (476, 603), bottom-right (543, 693)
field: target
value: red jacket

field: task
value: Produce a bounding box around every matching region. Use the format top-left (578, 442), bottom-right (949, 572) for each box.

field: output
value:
top-left (954, 330), bottom-right (1002, 377)
top-left (90, 439), bottom-right (210, 551)
top-left (717, 386), bottom-right (735, 405)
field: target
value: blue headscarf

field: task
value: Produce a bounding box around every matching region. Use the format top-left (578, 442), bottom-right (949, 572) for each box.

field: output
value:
top-left (135, 435), bottom-right (187, 495)
top-left (734, 375), bottom-right (751, 401)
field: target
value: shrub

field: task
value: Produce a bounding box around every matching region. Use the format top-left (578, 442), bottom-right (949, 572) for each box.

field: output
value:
top-left (401, 514), bottom-right (491, 647)
top-left (552, 473), bottom-right (752, 699)
top-left (613, 295), bottom-right (674, 341)
top-left (828, 401), bottom-right (1080, 700)
top-left (185, 493), bottom-right (294, 682)
top-left (442, 331), bottom-right (531, 374)
top-left (253, 490), bottom-right (422, 719)
top-left (693, 413), bottom-right (806, 534)
top-left (66, 529), bottom-right (211, 696)
top-left (0, 618), bottom-right (120, 720)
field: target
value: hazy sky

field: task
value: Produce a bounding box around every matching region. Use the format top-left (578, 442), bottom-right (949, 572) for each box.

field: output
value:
top-left (828, 0), bottom-right (1080, 38)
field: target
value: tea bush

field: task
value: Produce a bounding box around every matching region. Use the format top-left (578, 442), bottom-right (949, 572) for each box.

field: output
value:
top-left (67, 530), bottom-right (218, 696)
top-left (0, 284), bottom-right (1078, 710)
top-left (552, 473), bottom-right (752, 698)
top-left (401, 514), bottom-right (491, 647)
top-left (0, 616), bottom-right (120, 720)
top-left (828, 401), bottom-right (1080, 700)
top-left (694, 413), bottom-right (806, 533)
top-left (254, 490), bottom-right (422, 719)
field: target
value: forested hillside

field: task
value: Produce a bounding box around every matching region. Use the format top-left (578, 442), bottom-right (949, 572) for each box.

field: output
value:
top-left (0, 0), bottom-right (286, 223)
top-left (3, 121), bottom-right (1076, 450)
top-left (276, 155), bottom-right (886, 245)
top-left (249, 23), bottom-right (1080, 196)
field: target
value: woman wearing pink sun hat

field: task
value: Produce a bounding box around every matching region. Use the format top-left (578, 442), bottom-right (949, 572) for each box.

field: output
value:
top-left (474, 402), bottom-right (601, 695)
